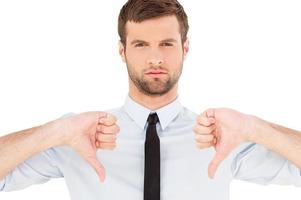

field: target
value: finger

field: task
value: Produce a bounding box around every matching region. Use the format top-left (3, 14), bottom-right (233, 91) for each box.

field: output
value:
top-left (86, 155), bottom-right (106, 183)
top-left (99, 113), bottom-right (117, 126)
top-left (205, 108), bottom-right (216, 118)
top-left (213, 137), bottom-right (217, 145)
top-left (195, 134), bottom-right (215, 143)
top-left (208, 152), bottom-right (225, 179)
top-left (196, 141), bottom-right (214, 149)
top-left (196, 116), bottom-right (215, 127)
top-left (98, 142), bottom-right (117, 150)
top-left (97, 112), bottom-right (108, 122)
top-left (97, 124), bottom-right (120, 134)
top-left (97, 133), bottom-right (117, 142)
top-left (96, 141), bottom-right (100, 148)
top-left (193, 124), bottom-right (216, 135)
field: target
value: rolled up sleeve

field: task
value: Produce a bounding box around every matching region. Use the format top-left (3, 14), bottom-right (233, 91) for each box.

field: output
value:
top-left (0, 147), bottom-right (64, 192)
top-left (232, 143), bottom-right (301, 187)
top-left (0, 178), bottom-right (5, 191)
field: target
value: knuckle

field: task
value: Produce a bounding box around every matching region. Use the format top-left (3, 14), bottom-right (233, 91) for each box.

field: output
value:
top-left (97, 133), bottom-right (104, 141)
top-left (97, 125), bottom-right (103, 132)
top-left (194, 135), bottom-right (200, 142)
top-left (204, 126), bottom-right (213, 134)
top-left (113, 125), bottom-right (119, 133)
top-left (193, 126), bottom-right (198, 133)
top-left (206, 136), bottom-right (214, 142)
top-left (195, 135), bottom-right (205, 142)
top-left (193, 126), bottom-right (202, 134)
top-left (197, 117), bottom-right (204, 125)
top-left (109, 135), bottom-right (117, 141)
top-left (209, 125), bottom-right (216, 132)
top-left (102, 120), bottom-right (110, 126)
top-left (207, 135), bottom-right (214, 141)
top-left (109, 144), bottom-right (117, 150)
top-left (196, 142), bottom-right (204, 149)
top-left (103, 127), bottom-right (113, 134)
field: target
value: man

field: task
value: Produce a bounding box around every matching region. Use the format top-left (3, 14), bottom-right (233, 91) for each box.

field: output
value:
top-left (0, 0), bottom-right (300, 200)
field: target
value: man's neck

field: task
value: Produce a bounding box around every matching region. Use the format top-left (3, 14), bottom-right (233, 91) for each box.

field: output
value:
top-left (129, 83), bottom-right (178, 111)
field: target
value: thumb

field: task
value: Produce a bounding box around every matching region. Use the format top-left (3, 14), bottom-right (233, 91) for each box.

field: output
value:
top-left (205, 108), bottom-right (216, 119)
top-left (86, 155), bottom-right (106, 183)
top-left (208, 152), bottom-right (225, 179)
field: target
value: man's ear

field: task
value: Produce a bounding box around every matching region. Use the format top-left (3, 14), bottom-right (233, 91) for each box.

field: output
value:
top-left (119, 41), bottom-right (126, 63)
top-left (183, 38), bottom-right (189, 60)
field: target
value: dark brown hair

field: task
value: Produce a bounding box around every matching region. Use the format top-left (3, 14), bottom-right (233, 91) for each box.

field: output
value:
top-left (118, 0), bottom-right (189, 46)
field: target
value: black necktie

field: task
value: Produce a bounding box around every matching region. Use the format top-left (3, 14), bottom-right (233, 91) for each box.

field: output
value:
top-left (144, 113), bottom-right (160, 200)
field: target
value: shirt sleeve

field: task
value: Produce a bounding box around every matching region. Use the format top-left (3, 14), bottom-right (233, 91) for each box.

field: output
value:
top-left (0, 147), bottom-right (63, 192)
top-left (231, 143), bottom-right (301, 187)
top-left (0, 179), bottom-right (5, 191)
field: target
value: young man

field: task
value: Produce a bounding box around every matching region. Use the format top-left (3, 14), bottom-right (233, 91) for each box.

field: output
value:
top-left (1, 0), bottom-right (300, 200)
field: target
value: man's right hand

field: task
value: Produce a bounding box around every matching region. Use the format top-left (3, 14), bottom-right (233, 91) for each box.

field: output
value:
top-left (193, 108), bottom-right (252, 179)
top-left (46, 112), bottom-right (119, 182)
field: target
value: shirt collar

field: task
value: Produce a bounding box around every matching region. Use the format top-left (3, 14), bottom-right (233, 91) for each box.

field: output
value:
top-left (123, 95), bottom-right (183, 131)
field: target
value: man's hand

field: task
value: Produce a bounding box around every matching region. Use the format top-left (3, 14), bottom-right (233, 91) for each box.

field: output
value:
top-left (47, 112), bottom-right (119, 182)
top-left (193, 108), bottom-right (254, 179)
top-left (96, 114), bottom-right (119, 150)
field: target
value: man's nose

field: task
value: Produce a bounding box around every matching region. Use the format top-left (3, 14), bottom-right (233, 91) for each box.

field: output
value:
top-left (146, 49), bottom-right (164, 67)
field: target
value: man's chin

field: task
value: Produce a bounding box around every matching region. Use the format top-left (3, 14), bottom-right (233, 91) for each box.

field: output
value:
top-left (135, 78), bottom-right (175, 96)
top-left (141, 86), bottom-right (171, 96)
top-left (143, 91), bottom-right (168, 97)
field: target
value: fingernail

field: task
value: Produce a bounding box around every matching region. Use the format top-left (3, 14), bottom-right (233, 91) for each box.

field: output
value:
top-left (99, 117), bottom-right (105, 124)
top-left (100, 177), bottom-right (105, 183)
top-left (99, 173), bottom-right (105, 183)
top-left (96, 141), bottom-right (100, 148)
top-left (208, 118), bottom-right (215, 124)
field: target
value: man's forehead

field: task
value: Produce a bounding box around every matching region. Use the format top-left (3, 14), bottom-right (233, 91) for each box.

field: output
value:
top-left (125, 15), bottom-right (181, 42)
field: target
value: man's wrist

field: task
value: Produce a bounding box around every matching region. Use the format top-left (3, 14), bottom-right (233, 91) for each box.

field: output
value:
top-left (245, 115), bottom-right (269, 143)
top-left (39, 120), bottom-right (68, 148)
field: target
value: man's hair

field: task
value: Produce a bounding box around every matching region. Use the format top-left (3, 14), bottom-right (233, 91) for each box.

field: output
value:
top-left (118, 0), bottom-right (189, 46)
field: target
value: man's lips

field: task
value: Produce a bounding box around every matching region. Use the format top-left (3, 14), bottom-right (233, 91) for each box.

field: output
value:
top-left (145, 70), bottom-right (167, 78)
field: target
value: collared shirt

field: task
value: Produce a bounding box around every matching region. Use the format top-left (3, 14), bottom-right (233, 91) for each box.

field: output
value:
top-left (1, 96), bottom-right (301, 200)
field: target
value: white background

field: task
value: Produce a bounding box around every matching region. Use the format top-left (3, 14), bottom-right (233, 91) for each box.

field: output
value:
top-left (0, 0), bottom-right (300, 199)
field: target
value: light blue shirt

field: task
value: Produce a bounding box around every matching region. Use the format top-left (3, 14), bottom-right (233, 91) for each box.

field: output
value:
top-left (1, 96), bottom-right (300, 200)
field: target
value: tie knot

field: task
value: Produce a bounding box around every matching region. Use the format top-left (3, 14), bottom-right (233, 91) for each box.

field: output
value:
top-left (147, 113), bottom-right (159, 125)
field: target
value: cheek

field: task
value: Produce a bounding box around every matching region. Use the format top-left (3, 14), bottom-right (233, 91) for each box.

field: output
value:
top-left (126, 49), bottom-right (148, 65)
top-left (165, 50), bottom-right (183, 68)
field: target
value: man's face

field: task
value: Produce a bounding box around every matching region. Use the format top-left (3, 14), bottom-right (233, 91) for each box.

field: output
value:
top-left (119, 15), bottom-right (189, 96)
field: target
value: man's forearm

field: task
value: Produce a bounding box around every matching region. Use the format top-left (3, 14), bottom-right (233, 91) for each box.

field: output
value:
top-left (0, 122), bottom-right (62, 180)
top-left (249, 117), bottom-right (301, 169)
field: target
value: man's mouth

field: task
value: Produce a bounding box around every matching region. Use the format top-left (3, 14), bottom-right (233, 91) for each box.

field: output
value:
top-left (145, 70), bottom-right (167, 78)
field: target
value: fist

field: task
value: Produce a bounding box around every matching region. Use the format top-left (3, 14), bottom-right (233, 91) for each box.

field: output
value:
top-left (96, 113), bottom-right (120, 150)
top-left (51, 111), bottom-right (120, 182)
top-left (194, 108), bottom-right (253, 179)
top-left (194, 110), bottom-right (217, 149)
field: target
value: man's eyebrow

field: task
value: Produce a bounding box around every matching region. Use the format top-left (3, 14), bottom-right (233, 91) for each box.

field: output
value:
top-left (130, 40), bottom-right (149, 45)
top-left (160, 38), bottom-right (178, 43)
top-left (130, 38), bottom-right (178, 45)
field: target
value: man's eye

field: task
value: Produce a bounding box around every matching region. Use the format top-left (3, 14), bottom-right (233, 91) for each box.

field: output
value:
top-left (161, 43), bottom-right (173, 47)
top-left (134, 43), bottom-right (145, 47)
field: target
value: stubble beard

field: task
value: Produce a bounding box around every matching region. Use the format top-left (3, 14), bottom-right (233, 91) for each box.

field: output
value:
top-left (126, 63), bottom-right (183, 97)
